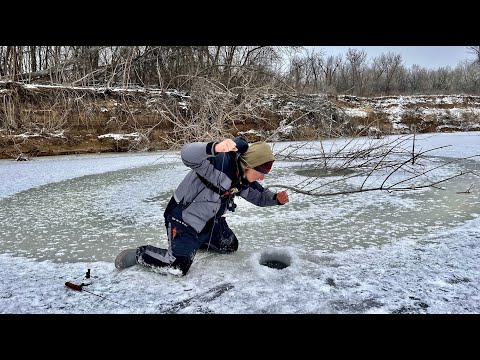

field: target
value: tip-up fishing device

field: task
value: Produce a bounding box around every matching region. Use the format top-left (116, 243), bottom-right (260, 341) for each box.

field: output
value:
top-left (65, 269), bottom-right (128, 308)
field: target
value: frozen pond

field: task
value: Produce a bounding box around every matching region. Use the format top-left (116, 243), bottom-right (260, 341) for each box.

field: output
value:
top-left (1, 131), bottom-right (479, 314)
top-left (1, 133), bottom-right (479, 263)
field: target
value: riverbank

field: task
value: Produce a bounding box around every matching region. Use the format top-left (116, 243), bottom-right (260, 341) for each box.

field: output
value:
top-left (2, 81), bottom-right (480, 159)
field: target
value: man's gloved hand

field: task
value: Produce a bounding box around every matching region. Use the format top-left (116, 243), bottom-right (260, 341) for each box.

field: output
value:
top-left (215, 139), bottom-right (238, 153)
top-left (233, 136), bottom-right (249, 154)
top-left (276, 191), bottom-right (289, 205)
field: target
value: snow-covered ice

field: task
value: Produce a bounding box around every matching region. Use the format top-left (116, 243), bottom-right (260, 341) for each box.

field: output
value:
top-left (0, 132), bottom-right (479, 314)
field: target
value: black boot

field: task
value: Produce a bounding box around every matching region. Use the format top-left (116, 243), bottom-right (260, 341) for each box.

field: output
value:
top-left (137, 245), bottom-right (172, 268)
top-left (170, 256), bottom-right (193, 276)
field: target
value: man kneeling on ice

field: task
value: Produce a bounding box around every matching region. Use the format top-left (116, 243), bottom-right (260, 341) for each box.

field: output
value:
top-left (114, 136), bottom-right (289, 276)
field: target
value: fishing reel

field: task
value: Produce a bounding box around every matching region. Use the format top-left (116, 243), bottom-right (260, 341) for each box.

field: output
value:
top-left (82, 269), bottom-right (92, 286)
top-left (227, 197), bottom-right (237, 212)
top-left (226, 187), bottom-right (239, 212)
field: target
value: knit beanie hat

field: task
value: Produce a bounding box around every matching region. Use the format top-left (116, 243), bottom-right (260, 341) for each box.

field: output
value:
top-left (239, 141), bottom-right (275, 174)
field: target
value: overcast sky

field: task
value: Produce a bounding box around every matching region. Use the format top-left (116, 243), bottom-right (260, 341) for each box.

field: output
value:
top-left (307, 46), bottom-right (473, 70)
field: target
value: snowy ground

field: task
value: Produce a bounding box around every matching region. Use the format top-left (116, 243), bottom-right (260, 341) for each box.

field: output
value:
top-left (1, 132), bottom-right (479, 314)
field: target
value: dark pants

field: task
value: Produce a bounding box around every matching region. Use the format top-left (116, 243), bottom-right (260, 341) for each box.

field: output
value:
top-left (136, 196), bottom-right (238, 276)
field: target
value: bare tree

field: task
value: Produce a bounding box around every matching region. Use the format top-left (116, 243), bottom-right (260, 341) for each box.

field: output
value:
top-left (2, 45), bottom-right (480, 96)
top-left (408, 64), bottom-right (429, 93)
top-left (319, 55), bottom-right (342, 95)
top-left (287, 55), bottom-right (306, 90)
top-left (467, 46), bottom-right (480, 65)
top-left (430, 66), bottom-right (452, 93)
top-left (268, 134), bottom-right (478, 197)
top-left (455, 61), bottom-right (480, 94)
top-left (345, 48), bottom-right (367, 96)
top-left (371, 52), bottom-right (403, 95)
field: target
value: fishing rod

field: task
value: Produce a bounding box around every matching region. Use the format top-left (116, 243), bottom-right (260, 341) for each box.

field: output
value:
top-left (65, 269), bottom-right (130, 308)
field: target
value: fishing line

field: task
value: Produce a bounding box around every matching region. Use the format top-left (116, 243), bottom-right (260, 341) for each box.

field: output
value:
top-left (204, 148), bottom-right (228, 252)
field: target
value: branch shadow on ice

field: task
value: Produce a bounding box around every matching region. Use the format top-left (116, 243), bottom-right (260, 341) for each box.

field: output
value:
top-left (159, 283), bottom-right (234, 314)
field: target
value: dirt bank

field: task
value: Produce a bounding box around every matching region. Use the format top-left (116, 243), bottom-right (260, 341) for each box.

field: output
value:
top-left (2, 81), bottom-right (480, 160)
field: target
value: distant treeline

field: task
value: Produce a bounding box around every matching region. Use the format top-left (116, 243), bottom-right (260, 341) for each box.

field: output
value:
top-left (1, 46), bottom-right (479, 96)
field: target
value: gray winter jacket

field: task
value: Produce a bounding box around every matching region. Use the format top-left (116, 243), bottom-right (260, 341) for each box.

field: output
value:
top-left (173, 141), bottom-right (279, 233)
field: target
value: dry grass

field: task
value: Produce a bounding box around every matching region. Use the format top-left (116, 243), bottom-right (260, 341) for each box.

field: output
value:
top-left (1, 81), bottom-right (480, 159)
